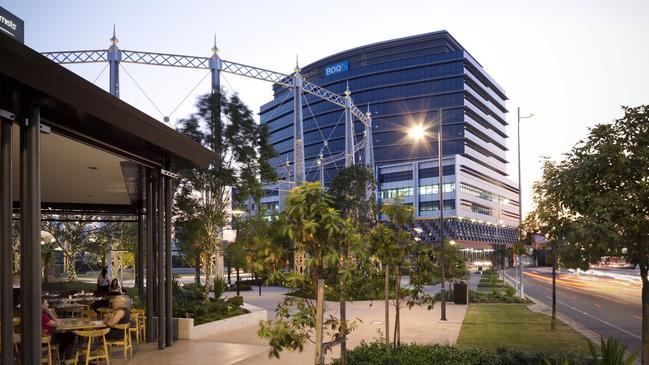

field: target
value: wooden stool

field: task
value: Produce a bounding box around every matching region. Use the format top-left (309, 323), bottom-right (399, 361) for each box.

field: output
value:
top-left (105, 324), bottom-right (132, 360)
top-left (129, 312), bottom-right (141, 344)
top-left (72, 328), bottom-right (110, 365)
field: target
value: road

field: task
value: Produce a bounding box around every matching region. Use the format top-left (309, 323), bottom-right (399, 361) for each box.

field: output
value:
top-left (512, 267), bottom-right (642, 352)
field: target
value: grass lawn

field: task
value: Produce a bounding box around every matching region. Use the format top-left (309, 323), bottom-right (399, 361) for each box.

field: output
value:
top-left (457, 304), bottom-right (590, 356)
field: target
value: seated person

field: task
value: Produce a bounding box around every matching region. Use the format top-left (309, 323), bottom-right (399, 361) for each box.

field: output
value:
top-left (41, 298), bottom-right (74, 358)
top-left (108, 278), bottom-right (124, 295)
top-left (104, 295), bottom-right (131, 340)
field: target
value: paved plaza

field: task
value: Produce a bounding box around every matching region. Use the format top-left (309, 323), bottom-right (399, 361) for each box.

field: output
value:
top-left (125, 275), bottom-right (479, 364)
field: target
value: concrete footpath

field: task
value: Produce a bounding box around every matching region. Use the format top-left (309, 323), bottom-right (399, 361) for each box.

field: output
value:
top-left (127, 277), bottom-right (479, 365)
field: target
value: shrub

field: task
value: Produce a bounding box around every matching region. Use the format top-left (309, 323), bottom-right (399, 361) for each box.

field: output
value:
top-left (227, 295), bottom-right (244, 307)
top-left (588, 336), bottom-right (638, 365)
top-left (331, 341), bottom-right (590, 365)
top-left (505, 286), bottom-right (516, 297)
top-left (213, 276), bottom-right (227, 300)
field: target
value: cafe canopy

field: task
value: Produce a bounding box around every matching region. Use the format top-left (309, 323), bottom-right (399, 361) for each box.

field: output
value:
top-left (0, 32), bottom-right (216, 363)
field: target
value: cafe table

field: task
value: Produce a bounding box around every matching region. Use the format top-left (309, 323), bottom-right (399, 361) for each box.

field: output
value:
top-left (56, 318), bottom-right (106, 332)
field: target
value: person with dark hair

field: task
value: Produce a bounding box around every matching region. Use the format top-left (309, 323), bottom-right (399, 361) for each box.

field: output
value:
top-left (96, 267), bottom-right (110, 293)
top-left (41, 298), bottom-right (74, 358)
top-left (109, 278), bottom-right (123, 295)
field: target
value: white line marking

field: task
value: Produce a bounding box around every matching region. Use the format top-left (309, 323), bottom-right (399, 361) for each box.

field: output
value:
top-left (556, 299), bottom-right (641, 340)
top-left (0, 27), bottom-right (15, 37)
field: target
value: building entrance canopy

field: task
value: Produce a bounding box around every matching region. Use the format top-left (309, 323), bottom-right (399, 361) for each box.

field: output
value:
top-left (0, 33), bottom-right (216, 364)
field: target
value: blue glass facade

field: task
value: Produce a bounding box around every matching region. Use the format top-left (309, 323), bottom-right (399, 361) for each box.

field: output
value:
top-left (260, 31), bottom-right (508, 185)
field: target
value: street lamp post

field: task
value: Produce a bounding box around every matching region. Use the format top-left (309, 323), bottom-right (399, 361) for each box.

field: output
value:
top-left (517, 107), bottom-right (534, 298)
top-left (406, 108), bottom-right (446, 321)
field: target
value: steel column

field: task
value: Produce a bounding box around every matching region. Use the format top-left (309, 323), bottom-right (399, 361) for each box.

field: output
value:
top-left (108, 28), bottom-right (121, 98)
top-left (137, 169), bottom-right (145, 297)
top-left (20, 103), bottom-right (42, 364)
top-left (0, 108), bottom-right (13, 365)
top-left (145, 170), bottom-right (154, 343)
top-left (209, 40), bottom-right (221, 94)
top-left (364, 109), bottom-right (374, 201)
top-left (344, 87), bottom-right (355, 167)
top-left (292, 70), bottom-right (305, 185)
top-left (157, 172), bottom-right (166, 349)
top-left (165, 175), bottom-right (173, 346)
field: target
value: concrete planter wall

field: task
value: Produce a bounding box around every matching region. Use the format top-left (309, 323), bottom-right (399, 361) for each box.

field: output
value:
top-left (175, 303), bottom-right (267, 340)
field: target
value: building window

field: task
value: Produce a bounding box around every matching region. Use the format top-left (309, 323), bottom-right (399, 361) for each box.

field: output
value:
top-left (379, 170), bottom-right (413, 183)
top-left (460, 183), bottom-right (496, 201)
top-left (419, 183), bottom-right (455, 195)
top-left (419, 165), bottom-right (455, 179)
top-left (380, 187), bottom-right (413, 199)
top-left (471, 203), bottom-right (492, 216)
top-left (419, 199), bottom-right (456, 212)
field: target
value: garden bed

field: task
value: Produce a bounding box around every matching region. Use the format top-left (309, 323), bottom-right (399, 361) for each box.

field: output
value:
top-left (332, 340), bottom-right (590, 365)
top-left (176, 303), bottom-right (266, 340)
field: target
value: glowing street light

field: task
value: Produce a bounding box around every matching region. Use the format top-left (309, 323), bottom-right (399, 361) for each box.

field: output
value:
top-left (405, 109), bottom-right (447, 321)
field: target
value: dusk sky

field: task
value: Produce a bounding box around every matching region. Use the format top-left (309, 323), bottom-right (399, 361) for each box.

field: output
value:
top-left (4, 0), bottom-right (649, 214)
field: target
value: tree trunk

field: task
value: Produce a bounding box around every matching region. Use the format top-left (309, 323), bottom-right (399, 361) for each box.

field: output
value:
top-left (340, 286), bottom-right (347, 365)
top-left (236, 267), bottom-right (240, 296)
top-left (314, 279), bottom-right (325, 365)
top-left (551, 241), bottom-right (557, 330)
top-left (640, 263), bottom-right (648, 365)
top-left (65, 252), bottom-right (77, 282)
top-left (195, 256), bottom-right (201, 284)
top-left (384, 263), bottom-right (390, 355)
top-left (393, 266), bottom-right (401, 348)
top-left (204, 253), bottom-right (214, 298)
top-left (227, 264), bottom-right (232, 285)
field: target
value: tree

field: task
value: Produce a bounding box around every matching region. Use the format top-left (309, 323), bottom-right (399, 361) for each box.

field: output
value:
top-left (368, 223), bottom-right (395, 354)
top-left (225, 239), bottom-right (247, 296)
top-left (175, 218), bottom-right (206, 284)
top-left (328, 165), bottom-right (377, 233)
top-left (328, 165), bottom-right (376, 364)
top-left (42, 216), bottom-right (96, 281)
top-left (258, 182), bottom-right (347, 364)
top-left (431, 240), bottom-right (469, 287)
top-left (525, 159), bottom-right (578, 330)
top-left (380, 198), bottom-right (415, 347)
top-left (550, 105), bottom-right (649, 363)
top-left (175, 90), bottom-right (276, 297)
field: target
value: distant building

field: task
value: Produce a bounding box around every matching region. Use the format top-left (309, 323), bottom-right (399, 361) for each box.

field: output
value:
top-left (259, 31), bottom-right (519, 261)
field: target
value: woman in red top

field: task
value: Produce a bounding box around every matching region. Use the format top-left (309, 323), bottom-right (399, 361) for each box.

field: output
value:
top-left (41, 298), bottom-right (74, 358)
top-left (41, 298), bottom-right (58, 336)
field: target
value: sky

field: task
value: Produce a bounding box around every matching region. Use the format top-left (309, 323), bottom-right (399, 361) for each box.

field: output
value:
top-left (3, 0), bottom-right (649, 215)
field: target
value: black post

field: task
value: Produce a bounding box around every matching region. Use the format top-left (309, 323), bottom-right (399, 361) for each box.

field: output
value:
top-left (165, 175), bottom-right (173, 347)
top-left (145, 169), bottom-right (154, 343)
top-left (257, 273), bottom-right (261, 296)
top-left (157, 171), bottom-right (166, 349)
top-left (20, 103), bottom-right (42, 365)
top-left (438, 109), bottom-right (447, 321)
top-left (137, 168), bottom-right (145, 297)
top-left (1, 108), bottom-right (13, 365)
top-left (152, 176), bottom-right (158, 322)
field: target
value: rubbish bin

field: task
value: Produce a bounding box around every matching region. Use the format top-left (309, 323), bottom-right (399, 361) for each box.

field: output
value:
top-left (453, 281), bottom-right (468, 305)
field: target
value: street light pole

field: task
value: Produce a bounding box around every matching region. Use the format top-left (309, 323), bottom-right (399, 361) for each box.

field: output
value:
top-left (517, 107), bottom-right (534, 298)
top-left (405, 108), bottom-right (446, 321)
top-left (438, 109), bottom-right (447, 321)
